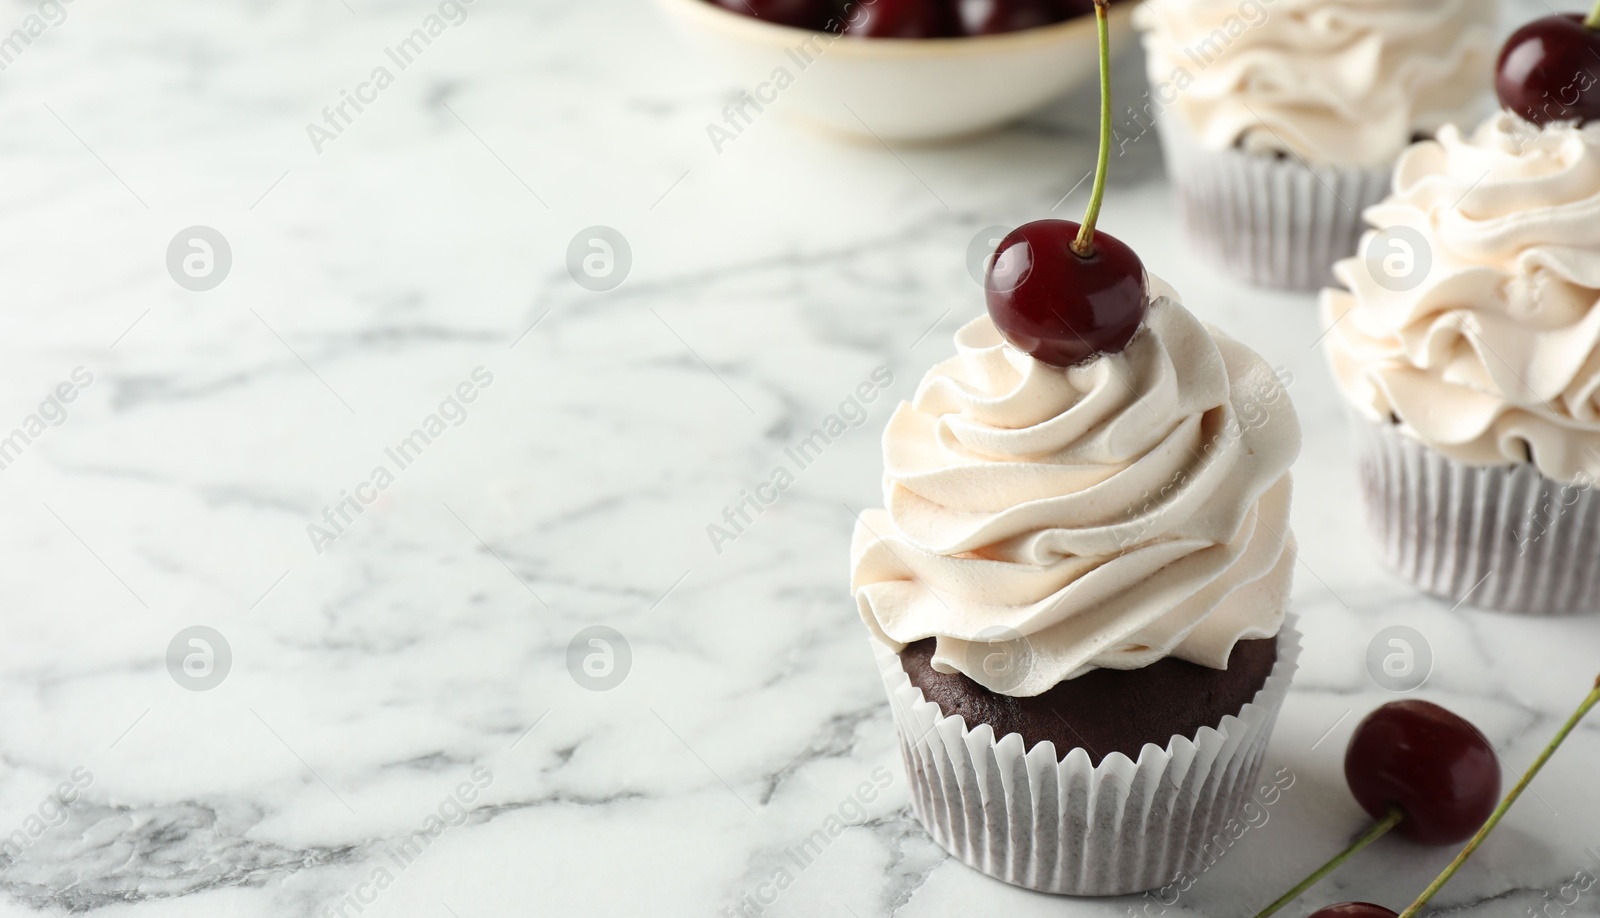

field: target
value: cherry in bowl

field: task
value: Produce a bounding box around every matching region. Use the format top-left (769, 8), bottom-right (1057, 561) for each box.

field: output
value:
top-left (958, 0), bottom-right (1065, 35)
top-left (709, 0), bottom-right (839, 30)
top-left (845, 0), bottom-right (961, 37)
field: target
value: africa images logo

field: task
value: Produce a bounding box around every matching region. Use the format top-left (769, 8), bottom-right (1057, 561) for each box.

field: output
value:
top-left (304, 0), bottom-right (477, 155)
top-left (706, 366), bottom-right (893, 554)
top-left (307, 366), bottom-right (494, 554)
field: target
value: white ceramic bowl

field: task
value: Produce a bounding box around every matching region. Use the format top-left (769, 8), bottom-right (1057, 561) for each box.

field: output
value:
top-left (655, 0), bottom-right (1138, 144)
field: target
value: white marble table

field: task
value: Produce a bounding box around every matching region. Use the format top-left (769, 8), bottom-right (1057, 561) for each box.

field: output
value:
top-left (3, 0), bottom-right (1599, 915)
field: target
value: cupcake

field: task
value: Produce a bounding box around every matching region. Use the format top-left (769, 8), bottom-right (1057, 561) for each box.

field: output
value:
top-left (851, 218), bottom-right (1303, 894)
top-left (1133, 0), bottom-right (1496, 290)
top-left (1321, 16), bottom-right (1600, 615)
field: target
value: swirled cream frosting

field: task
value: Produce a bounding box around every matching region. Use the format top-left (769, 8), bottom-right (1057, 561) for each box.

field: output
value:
top-left (1133, 0), bottom-right (1496, 168)
top-left (1324, 113), bottom-right (1600, 485)
top-left (851, 283), bottom-right (1301, 697)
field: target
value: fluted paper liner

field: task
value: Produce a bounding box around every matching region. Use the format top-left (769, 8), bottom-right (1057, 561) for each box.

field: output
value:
top-left (1357, 420), bottom-right (1600, 616)
top-left (1155, 111), bottom-right (1392, 291)
top-left (872, 623), bottom-right (1300, 896)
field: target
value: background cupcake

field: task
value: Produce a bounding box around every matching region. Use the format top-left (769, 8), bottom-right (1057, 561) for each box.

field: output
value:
top-left (851, 277), bottom-right (1303, 895)
top-left (1135, 0), bottom-right (1497, 290)
top-left (1321, 112), bottom-right (1600, 615)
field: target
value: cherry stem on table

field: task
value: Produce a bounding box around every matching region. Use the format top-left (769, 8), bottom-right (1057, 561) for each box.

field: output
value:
top-left (1251, 807), bottom-right (1404, 918)
top-left (1397, 676), bottom-right (1600, 918)
top-left (1588, 0), bottom-right (1600, 30)
top-left (1070, 0), bottom-right (1112, 259)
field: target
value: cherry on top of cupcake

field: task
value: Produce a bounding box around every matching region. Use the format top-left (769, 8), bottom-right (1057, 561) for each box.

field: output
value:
top-left (706, 0), bottom-right (1110, 37)
top-left (983, 220), bottom-right (1147, 367)
top-left (981, 0), bottom-right (1147, 368)
top-left (1495, 3), bottom-right (1600, 126)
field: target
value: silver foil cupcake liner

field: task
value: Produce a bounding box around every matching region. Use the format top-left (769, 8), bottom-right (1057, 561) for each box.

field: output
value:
top-left (1357, 420), bottom-right (1600, 616)
top-left (871, 622), bottom-right (1300, 896)
top-left (1155, 112), bottom-right (1393, 291)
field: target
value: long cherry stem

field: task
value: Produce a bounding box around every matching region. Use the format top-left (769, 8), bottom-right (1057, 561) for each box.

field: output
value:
top-left (1587, 0), bottom-right (1600, 31)
top-left (1252, 807), bottom-right (1404, 918)
top-left (1397, 676), bottom-right (1600, 918)
top-left (1071, 0), bottom-right (1112, 259)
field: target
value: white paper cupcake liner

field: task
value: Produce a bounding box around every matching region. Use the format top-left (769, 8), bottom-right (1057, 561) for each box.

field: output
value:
top-left (1155, 112), bottom-right (1393, 291)
top-left (1357, 420), bottom-right (1600, 616)
top-left (872, 622), bottom-right (1300, 896)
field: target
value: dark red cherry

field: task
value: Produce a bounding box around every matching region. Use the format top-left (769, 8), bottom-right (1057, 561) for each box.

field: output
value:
top-left (1308, 905), bottom-right (1398, 918)
top-left (957, 0), bottom-right (1065, 35)
top-left (844, 0), bottom-right (960, 37)
top-left (1345, 700), bottom-right (1501, 846)
top-left (710, 0), bottom-right (839, 30)
top-left (1496, 14), bottom-right (1600, 126)
top-left (983, 219), bottom-right (1148, 367)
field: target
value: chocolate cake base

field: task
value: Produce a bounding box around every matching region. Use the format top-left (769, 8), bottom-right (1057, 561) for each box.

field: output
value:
top-left (899, 636), bottom-right (1279, 766)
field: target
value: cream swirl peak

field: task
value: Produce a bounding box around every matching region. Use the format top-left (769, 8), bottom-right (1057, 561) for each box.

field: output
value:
top-left (1324, 113), bottom-right (1600, 485)
top-left (850, 285), bottom-right (1301, 697)
top-left (1134, 0), bottom-right (1495, 169)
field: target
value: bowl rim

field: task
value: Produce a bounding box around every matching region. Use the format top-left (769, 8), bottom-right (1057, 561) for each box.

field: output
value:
top-left (654, 0), bottom-right (1138, 59)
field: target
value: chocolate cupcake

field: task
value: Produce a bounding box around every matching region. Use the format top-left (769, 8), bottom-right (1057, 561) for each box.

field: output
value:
top-left (1133, 0), bottom-right (1496, 290)
top-left (897, 634), bottom-right (1280, 766)
top-left (1321, 112), bottom-right (1600, 615)
top-left (850, 276), bottom-right (1302, 895)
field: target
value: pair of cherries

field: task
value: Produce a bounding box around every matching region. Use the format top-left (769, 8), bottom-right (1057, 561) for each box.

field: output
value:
top-left (711, 0), bottom-right (1092, 37)
top-left (1291, 674), bottom-right (1600, 918)
top-left (1257, 701), bottom-right (1499, 918)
